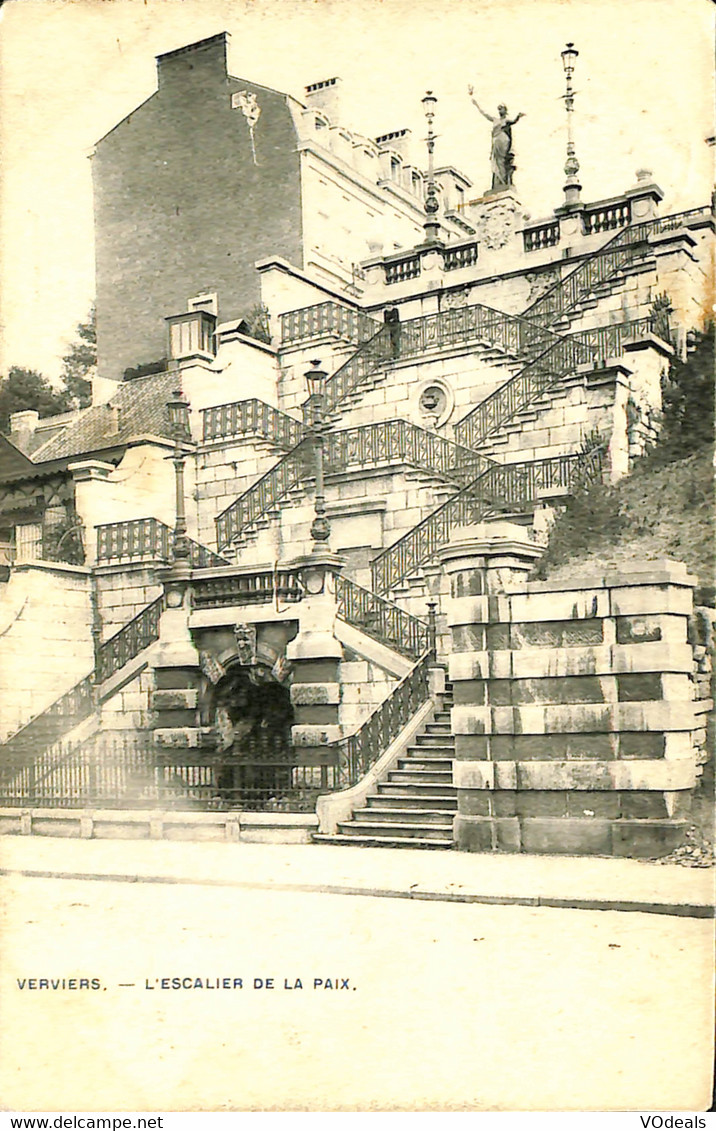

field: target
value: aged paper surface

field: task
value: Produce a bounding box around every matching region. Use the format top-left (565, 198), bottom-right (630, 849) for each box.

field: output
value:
top-left (0, 0), bottom-right (714, 1113)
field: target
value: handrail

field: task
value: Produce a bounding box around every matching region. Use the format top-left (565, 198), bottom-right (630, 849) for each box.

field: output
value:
top-left (333, 651), bottom-right (432, 789)
top-left (0, 593), bottom-right (166, 771)
top-left (335, 575), bottom-right (429, 659)
top-left (522, 207), bottom-right (712, 329)
top-left (370, 451), bottom-right (603, 595)
top-left (97, 517), bottom-right (228, 569)
top-left (280, 302), bottom-right (379, 346)
top-left (215, 438), bottom-right (314, 549)
top-left (94, 594), bottom-right (165, 684)
top-left (202, 399), bottom-right (305, 448)
top-left (453, 334), bottom-right (594, 450)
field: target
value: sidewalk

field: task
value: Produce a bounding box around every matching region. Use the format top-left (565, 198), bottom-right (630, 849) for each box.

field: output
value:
top-left (1, 834), bottom-right (713, 917)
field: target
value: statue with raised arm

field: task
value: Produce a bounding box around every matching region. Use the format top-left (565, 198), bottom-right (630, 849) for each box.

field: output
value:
top-left (467, 85), bottom-right (525, 192)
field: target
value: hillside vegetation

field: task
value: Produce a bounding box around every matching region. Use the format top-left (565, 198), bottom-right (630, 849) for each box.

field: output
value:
top-left (535, 327), bottom-right (714, 602)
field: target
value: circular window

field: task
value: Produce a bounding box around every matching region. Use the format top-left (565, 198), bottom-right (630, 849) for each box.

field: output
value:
top-left (417, 382), bottom-right (452, 428)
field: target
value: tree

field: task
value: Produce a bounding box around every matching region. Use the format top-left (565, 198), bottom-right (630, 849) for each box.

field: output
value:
top-left (0, 367), bottom-right (72, 434)
top-left (649, 324), bottom-right (714, 464)
top-left (60, 306), bottom-right (96, 409)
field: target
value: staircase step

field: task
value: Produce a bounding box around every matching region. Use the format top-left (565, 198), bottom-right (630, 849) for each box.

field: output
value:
top-left (389, 769), bottom-right (453, 784)
top-left (337, 820), bottom-right (453, 841)
top-left (352, 807), bottom-right (453, 826)
top-left (376, 781), bottom-right (456, 798)
top-left (406, 741), bottom-right (454, 752)
top-left (312, 833), bottom-right (453, 850)
top-left (366, 793), bottom-right (458, 810)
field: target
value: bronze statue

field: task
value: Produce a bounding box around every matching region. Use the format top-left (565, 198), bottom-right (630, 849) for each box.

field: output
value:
top-left (468, 86), bottom-right (525, 192)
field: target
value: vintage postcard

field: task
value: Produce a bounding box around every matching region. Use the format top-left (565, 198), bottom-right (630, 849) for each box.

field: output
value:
top-left (0, 0), bottom-right (714, 1114)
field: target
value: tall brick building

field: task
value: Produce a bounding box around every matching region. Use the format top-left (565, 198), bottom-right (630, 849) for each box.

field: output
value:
top-left (0, 33), bottom-right (713, 857)
top-left (93, 32), bottom-right (468, 381)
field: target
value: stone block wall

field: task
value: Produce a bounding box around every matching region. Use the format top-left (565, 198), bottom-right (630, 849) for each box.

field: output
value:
top-left (0, 563), bottom-right (94, 739)
top-left (99, 666), bottom-right (157, 732)
top-left (339, 656), bottom-right (396, 732)
top-left (446, 560), bottom-right (703, 857)
top-left (95, 565), bottom-right (163, 638)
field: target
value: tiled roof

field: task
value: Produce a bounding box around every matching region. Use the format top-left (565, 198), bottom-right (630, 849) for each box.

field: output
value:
top-left (31, 371), bottom-right (178, 464)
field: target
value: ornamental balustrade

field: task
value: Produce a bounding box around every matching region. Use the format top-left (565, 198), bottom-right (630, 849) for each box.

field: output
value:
top-left (280, 302), bottom-right (378, 346)
top-left (323, 420), bottom-right (492, 488)
top-left (0, 591), bottom-right (168, 772)
top-left (307, 324), bottom-right (396, 422)
top-left (523, 221), bottom-right (560, 252)
top-left (335, 652), bottom-right (432, 789)
top-left (385, 255), bottom-right (421, 285)
top-left (191, 568), bottom-right (303, 609)
top-left (97, 518), bottom-right (227, 569)
top-left (443, 243), bottom-right (479, 271)
top-left (583, 201), bottom-right (631, 234)
top-left (522, 207), bottom-right (712, 329)
top-left (215, 419), bottom-right (495, 552)
top-left (335, 575), bottom-right (430, 659)
top-left (370, 452), bottom-right (597, 595)
top-left (202, 399), bottom-right (305, 448)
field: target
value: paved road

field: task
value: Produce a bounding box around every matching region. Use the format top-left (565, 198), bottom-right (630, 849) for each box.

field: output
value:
top-left (0, 870), bottom-right (712, 1112)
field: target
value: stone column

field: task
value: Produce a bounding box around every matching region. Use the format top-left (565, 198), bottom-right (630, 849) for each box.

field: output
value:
top-left (69, 460), bottom-right (117, 567)
top-left (649, 229), bottom-right (700, 357)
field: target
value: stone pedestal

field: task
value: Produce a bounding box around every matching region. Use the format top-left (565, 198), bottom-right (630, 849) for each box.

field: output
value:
top-left (286, 552), bottom-right (345, 763)
top-left (445, 556), bottom-right (700, 858)
top-left (468, 190), bottom-right (525, 267)
top-left (152, 570), bottom-right (206, 753)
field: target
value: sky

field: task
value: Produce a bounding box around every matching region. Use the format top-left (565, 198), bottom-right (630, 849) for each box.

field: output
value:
top-left (0, 0), bottom-right (713, 383)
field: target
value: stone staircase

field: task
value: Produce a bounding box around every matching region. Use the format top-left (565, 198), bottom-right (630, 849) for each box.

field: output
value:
top-left (314, 681), bottom-right (457, 849)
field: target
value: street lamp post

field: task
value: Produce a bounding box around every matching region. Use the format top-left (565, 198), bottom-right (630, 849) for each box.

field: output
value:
top-left (422, 90), bottom-right (441, 244)
top-left (561, 42), bottom-right (582, 208)
top-left (304, 360), bottom-right (331, 551)
top-left (166, 388), bottom-right (192, 566)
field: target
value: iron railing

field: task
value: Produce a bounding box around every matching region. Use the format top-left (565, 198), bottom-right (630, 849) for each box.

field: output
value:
top-left (324, 419), bottom-right (493, 487)
top-left (0, 675), bottom-right (96, 775)
top-left (215, 419), bottom-right (496, 551)
top-left (453, 335), bottom-right (594, 450)
top-left (280, 302), bottom-right (378, 346)
top-left (97, 518), bottom-right (227, 569)
top-left (522, 207), bottom-right (712, 329)
top-left (335, 575), bottom-right (430, 659)
top-left (0, 730), bottom-right (332, 812)
top-left (94, 594), bottom-right (165, 684)
top-left (335, 652), bottom-right (432, 788)
top-left (0, 592), bottom-right (167, 771)
top-left (370, 452), bottom-right (601, 595)
top-left (215, 439), bottom-right (314, 549)
top-left (192, 567), bottom-right (304, 609)
top-left (202, 399), bottom-right (305, 448)
top-left (310, 324), bottom-right (396, 421)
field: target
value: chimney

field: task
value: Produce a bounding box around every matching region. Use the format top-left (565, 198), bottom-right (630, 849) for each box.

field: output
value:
top-left (304, 77), bottom-right (342, 124)
top-left (9, 410), bottom-right (40, 453)
top-left (375, 129), bottom-right (414, 164)
top-left (156, 32), bottom-right (228, 91)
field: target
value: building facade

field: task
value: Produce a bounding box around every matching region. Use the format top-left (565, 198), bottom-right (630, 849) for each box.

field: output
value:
top-left (0, 33), bottom-right (713, 855)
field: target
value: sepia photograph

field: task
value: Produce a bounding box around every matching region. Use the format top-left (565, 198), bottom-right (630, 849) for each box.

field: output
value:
top-left (0, 0), bottom-right (714, 1114)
